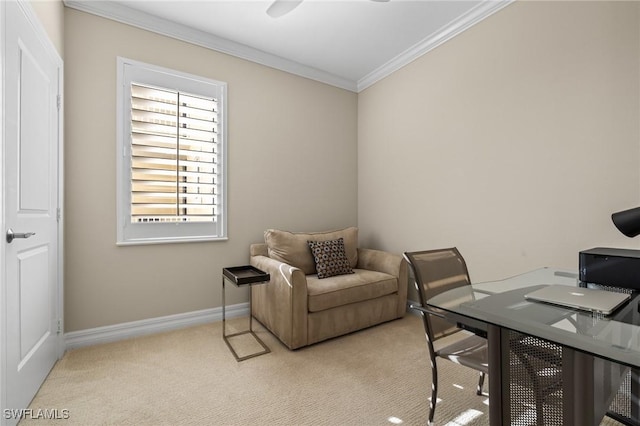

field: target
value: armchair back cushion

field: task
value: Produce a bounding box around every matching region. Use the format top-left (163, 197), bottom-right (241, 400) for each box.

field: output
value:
top-left (264, 227), bottom-right (358, 275)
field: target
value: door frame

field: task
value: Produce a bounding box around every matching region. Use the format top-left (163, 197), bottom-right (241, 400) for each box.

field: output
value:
top-left (0, 0), bottom-right (64, 421)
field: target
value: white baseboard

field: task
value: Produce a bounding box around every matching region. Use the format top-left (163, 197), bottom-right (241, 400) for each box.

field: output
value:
top-left (64, 302), bottom-right (249, 350)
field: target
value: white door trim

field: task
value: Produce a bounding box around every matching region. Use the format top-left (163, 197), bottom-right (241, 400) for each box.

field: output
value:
top-left (0, 0), bottom-right (64, 423)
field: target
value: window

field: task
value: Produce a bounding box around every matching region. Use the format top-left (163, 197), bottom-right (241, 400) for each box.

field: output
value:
top-left (117, 58), bottom-right (227, 245)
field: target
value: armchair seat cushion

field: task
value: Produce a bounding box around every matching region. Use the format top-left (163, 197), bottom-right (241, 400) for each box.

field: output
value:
top-left (307, 269), bottom-right (398, 312)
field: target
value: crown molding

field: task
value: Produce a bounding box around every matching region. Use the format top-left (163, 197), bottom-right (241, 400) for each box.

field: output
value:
top-left (64, 0), bottom-right (512, 94)
top-left (63, 0), bottom-right (357, 92)
top-left (357, 0), bottom-right (514, 92)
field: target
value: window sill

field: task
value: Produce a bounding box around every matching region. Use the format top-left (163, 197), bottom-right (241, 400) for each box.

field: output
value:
top-left (116, 235), bottom-right (229, 246)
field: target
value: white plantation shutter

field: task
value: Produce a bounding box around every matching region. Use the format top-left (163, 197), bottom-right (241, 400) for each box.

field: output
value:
top-left (117, 58), bottom-right (227, 244)
top-left (130, 83), bottom-right (218, 223)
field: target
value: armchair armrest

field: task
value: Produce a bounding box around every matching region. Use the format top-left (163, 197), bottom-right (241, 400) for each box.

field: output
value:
top-left (250, 243), bottom-right (268, 257)
top-left (357, 248), bottom-right (408, 317)
top-left (357, 248), bottom-right (403, 276)
top-left (250, 254), bottom-right (309, 349)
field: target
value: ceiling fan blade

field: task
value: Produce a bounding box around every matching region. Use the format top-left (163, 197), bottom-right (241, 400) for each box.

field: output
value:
top-left (266, 0), bottom-right (304, 18)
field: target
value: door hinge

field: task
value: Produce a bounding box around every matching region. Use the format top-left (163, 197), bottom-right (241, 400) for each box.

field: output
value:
top-left (57, 207), bottom-right (61, 222)
top-left (56, 319), bottom-right (62, 335)
top-left (56, 94), bottom-right (61, 111)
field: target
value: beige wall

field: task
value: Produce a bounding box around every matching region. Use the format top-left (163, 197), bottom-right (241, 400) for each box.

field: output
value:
top-left (64, 9), bottom-right (358, 331)
top-left (62, 1), bottom-right (640, 329)
top-left (358, 1), bottom-right (640, 301)
top-left (30, 0), bottom-right (64, 57)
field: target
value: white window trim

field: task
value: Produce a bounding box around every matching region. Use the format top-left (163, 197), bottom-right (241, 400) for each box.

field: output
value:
top-left (116, 57), bottom-right (227, 245)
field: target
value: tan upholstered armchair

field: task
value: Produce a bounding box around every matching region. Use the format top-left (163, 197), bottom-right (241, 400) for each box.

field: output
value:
top-left (249, 227), bottom-right (408, 350)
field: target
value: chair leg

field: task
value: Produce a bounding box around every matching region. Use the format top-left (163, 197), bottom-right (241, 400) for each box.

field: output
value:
top-left (477, 371), bottom-right (485, 396)
top-left (535, 395), bottom-right (545, 426)
top-left (429, 359), bottom-right (438, 425)
top-left (513, 350), bottom-right (553, 426)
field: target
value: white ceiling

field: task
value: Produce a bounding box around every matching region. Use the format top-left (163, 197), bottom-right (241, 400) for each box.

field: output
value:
top-left (64, 0), bottom-right (512, 92)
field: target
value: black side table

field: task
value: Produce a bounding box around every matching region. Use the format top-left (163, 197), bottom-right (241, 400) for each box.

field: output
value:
top-left (222, 266), bottom-right (271, 361)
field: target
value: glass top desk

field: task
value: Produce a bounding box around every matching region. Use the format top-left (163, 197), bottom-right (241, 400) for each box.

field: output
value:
top-left (426, 267), bottom-right (640, 426)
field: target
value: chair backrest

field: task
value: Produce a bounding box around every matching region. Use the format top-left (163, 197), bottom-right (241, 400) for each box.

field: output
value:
top-left (405, 248), bottom-right (472, 340)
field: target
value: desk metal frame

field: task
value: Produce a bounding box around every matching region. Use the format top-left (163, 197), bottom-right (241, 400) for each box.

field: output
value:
top-left (427, 268), bottom-right (640, 426)
top-left (485, 323), bottom-right (636, 425)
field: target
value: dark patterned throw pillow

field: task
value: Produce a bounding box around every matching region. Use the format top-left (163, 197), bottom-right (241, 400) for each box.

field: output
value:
top-left (307, 238), bottom-right (355, 279)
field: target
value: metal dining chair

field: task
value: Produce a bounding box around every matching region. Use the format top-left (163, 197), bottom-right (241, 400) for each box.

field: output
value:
top-left (406, 248), bottom-right (566, 425)
top-left (404, 248), bottom-right (488, 425)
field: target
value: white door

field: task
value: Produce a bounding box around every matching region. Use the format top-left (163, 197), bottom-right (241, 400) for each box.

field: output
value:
top-left (3, 1), bottom-right (62, 422)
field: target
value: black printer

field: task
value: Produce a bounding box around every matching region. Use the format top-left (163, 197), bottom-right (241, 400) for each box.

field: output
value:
top-left (579, 247), bottom-right (640, 290)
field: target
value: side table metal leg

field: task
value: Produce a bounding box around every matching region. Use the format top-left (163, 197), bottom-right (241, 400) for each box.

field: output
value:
top-left (249, 282), bottom-right (253, 332)
top-left (221, 276), bottom-right (270, 362)
top-left (222, 277), bottom-right (226, 337)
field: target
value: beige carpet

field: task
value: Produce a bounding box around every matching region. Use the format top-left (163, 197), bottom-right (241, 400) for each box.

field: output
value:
top-left (21, 315), bottom-right (622, 426)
